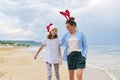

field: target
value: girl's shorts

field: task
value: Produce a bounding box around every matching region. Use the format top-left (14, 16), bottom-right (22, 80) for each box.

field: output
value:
top-left (67, 51), bottom-right (86, 70)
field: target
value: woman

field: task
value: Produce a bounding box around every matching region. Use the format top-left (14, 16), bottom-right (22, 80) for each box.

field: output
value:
top-left (60, 9), bottom-right (87, 80)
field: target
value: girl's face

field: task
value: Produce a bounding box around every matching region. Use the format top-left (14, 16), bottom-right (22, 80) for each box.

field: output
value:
top-left (66, 23), bottom-right (75, 33)
top-left (50, 28), bottom-right (57, 36)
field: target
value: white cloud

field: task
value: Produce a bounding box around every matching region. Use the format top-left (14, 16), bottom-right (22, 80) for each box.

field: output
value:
top-left (0, 26), bottom-right (23, 34)
top-left (0, 0), bottom-right (119, 43)
top-left (0, 0), bottom-right (18, 10)
top-left (0, 12), bottom-right (23, 34)
top-left (27, 23), bottom-right (34, 28)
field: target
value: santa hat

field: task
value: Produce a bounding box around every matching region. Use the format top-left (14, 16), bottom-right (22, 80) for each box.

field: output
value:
top-left (46, 23), bottom-right (57, 35)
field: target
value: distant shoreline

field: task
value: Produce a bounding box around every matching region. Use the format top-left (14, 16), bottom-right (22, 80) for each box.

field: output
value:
top-left (0, 40), bottom-right (41, 47)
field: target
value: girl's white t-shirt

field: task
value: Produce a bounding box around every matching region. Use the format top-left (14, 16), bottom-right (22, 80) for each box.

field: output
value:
top-left (43, 38), bottom-right (60, 64)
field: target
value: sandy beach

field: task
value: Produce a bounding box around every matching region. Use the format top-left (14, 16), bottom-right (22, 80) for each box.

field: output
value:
top-left (0, 47), bottom-right (112, 80)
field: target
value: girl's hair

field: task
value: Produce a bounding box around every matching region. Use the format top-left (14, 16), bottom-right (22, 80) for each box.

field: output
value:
top-left (66, 17), bottom-right (76, 27)
top-left (47, 34), bottom-right (58, 39)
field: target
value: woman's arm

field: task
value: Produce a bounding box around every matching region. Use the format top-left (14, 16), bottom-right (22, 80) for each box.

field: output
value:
top-left (82, 33), bottom-right (87, 59)
top-left (60, 33), bottom-right (67, 46)
top-left (34, 44), bottom-right (44, 59)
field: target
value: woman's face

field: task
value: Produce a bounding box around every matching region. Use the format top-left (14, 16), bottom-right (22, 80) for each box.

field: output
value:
top-left (50, 28), bottom-right (57, 36)
top-left (66, 23), bottom-right (75, 33)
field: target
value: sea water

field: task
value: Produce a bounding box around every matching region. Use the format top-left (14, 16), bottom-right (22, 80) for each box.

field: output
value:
top-left (88, 45), bottom-right (120, 80)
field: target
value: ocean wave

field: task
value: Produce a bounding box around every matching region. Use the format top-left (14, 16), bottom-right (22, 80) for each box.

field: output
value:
top-left (87, 64), bottom-right (119, 80)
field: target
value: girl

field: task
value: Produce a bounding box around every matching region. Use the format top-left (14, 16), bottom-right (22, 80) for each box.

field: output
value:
top-left (34, 23), bottom-right (62, 80)
top-left (60, 9), bottom-right (87, 80)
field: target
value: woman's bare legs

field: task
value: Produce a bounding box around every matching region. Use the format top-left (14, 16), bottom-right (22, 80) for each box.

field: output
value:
top-left (76, 69), bottom-right (83, 80)
top-left (69, 70), bottom-right (74, 80)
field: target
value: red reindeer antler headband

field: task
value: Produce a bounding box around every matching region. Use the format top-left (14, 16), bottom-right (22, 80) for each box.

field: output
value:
top-left (60, 9), bottom-right (70, 20)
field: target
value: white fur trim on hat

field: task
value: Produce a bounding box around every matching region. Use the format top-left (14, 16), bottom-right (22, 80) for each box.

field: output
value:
top-left (46, 25), bottom-right (57, 35)
top-left (49, 25), bottom-right (57, 32)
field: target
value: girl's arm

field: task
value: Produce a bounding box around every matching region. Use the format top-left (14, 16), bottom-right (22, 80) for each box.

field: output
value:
top-left (34, 44), bottom-right (44, 59)
top-left (59, 45), bottom-right (62, 65)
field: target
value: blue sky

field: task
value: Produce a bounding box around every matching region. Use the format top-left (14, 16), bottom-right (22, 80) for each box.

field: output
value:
top-left (0, 0), bottom-right (120, 45)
